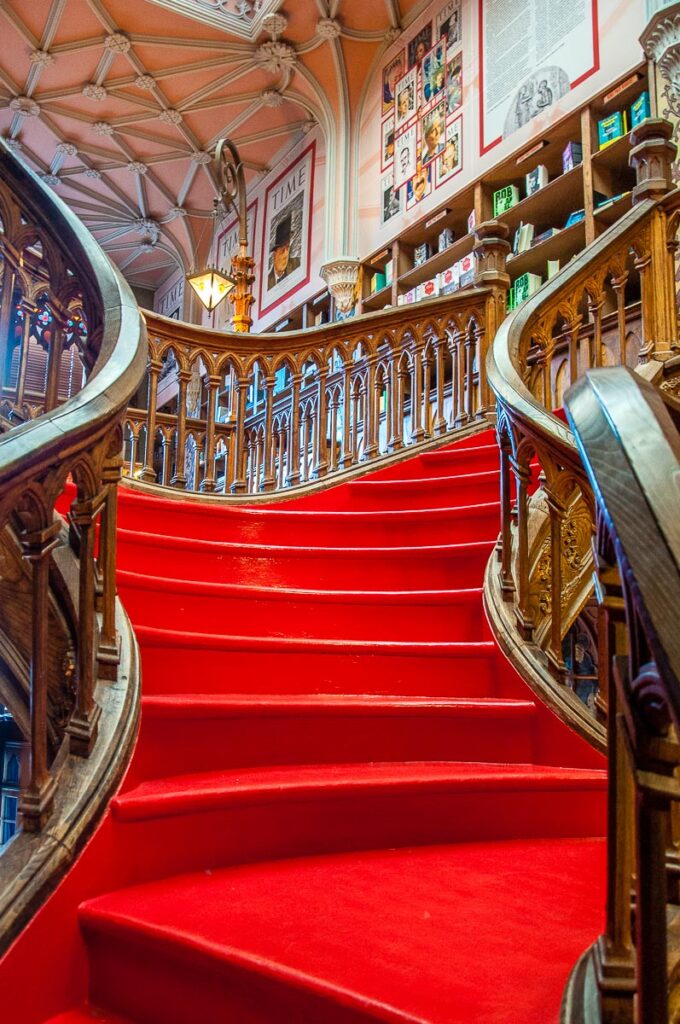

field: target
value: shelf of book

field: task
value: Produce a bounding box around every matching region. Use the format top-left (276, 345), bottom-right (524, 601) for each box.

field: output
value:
top-left (507, 220), bottom-right (586, 282)
top-left (593, 191), bottom-right (633, 227)
top-left (265, 64), bottom-right (649, 331)
top-left (363, 284), bottom-right (394, 311)
top-left (397, 232), bottom-right (475, 291)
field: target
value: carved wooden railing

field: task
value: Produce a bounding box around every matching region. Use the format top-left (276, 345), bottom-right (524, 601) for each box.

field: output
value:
top-left (485, 118), bottom-right (680, 747)
top-left (0, 136), bottom-right (146, 906)
top-left (563, 366), bottom-right (680, 1024)
top-left (124, 224), bottom-right (510, 496)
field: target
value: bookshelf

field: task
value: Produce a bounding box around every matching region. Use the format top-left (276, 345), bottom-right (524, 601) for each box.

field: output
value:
top-left (269, 63), bottom-right (650, 329)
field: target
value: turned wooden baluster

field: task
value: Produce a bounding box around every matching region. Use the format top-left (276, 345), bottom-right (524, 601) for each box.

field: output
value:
top-left (454, 335), bottom-right (466, 426)
top-left (67, 492), bottom-right (103, 756)
top-left (411, 345), bottom-right (425, 443)
top-left (587, 290), bottom-right (605, 369)
top-left (497, 431), bottom-right (515, 597)
top-left (18, 516), bottom-right (61, 831)
top-left (434, 337), bottom-right (446, 435)
top-left (422, 346), bottom-right (433, 437)
top-left (15, 298), bottom-right (34, 408)
top-left (364, 355), bottom-right (379, 459)
top-left (512, 451), bottom-right (534, 640)
top-left (464, 328), bottom-right (475, 422)
top-left (287, 372), bottom-right (302, 487)
top-left (315, 368), bottom-right (329, 477)
top-left (340, 361), bottom-right (353, 469)
top-left (328, 396), bottom-right (338, 472)
top-left (262, 375), bottom-right (276, 491)
top-left (97, 453), bottom-right (122, 682)
top-left (545, 485), bottom-right (566, 678)
top-left (593, 587), bottom-right (636, 1023)
top-left (171, 369), bottom-right (190, 488)
top-left (44, 310), bottom-right (68, 414)
top-left (0, 261), bottom-right (15, 389)
top-left (200, 374), bottom-right (220, 493)
top-left (388, 353), bottom-right (402, 452)
top-left (140, 358), bottom-right (161, 483)
top-left (231, 374), bottom-right (248, 494)
top-left (160, 433), bottom-right (172, 485)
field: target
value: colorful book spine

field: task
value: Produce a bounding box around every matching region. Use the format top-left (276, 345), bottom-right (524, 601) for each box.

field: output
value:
top-left (525, 165), bottom-right (548, 196)
top-left (630, 91), bottom-right (650, 128)
top-left (598, 110), bottom-right (628, 150)
top-left (562, 141), bottom-right (583, 172)
top-left (493, 185), bottom-right (520, 217)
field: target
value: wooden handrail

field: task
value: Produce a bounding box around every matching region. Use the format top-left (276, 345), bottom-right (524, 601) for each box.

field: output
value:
top-left (564, 366), bottom-right (680, 1023)
top-left (0, 136), bottom-right (146, 860)
top-left (485, 118), bottom-right (680, 749)
top-left (124, 221), bottom-right (510, 496)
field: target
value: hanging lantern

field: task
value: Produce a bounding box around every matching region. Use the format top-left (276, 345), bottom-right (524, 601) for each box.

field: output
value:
top-left (186, 265), bottom-right (235, 314)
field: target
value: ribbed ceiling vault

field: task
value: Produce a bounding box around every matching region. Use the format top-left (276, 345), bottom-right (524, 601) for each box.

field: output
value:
top-left (0, 0), bottom-right (424, 291)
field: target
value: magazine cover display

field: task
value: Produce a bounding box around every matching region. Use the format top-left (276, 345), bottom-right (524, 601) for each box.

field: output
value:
top-left (380, 0), bottom-right (463, 225)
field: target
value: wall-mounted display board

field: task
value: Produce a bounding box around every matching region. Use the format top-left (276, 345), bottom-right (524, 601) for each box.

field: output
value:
top-left (380, 0), bottom-right (464, 231)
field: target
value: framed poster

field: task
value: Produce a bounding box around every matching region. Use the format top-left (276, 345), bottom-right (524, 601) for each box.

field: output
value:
top-left (395, 67), bottom-right (418, 131)
top-left (436, 0), bottom-right (461, 51)
top-left (381, 173), bottom-right (403, 225)
top-left (436, 114), bottom-right (462, 186)
top-left (406, 162), bottom-right (432, 210)
top-left (259, 142), bottom-right (315, 317)
top-left (447, 51), bottom-right (463, 115)
top-left (421, 100), bottom-right (446, 165)
top-left (420, 40), bottom-right (446, 108)
top-left (381, 114), bottom-right (395, 171)
top-left (479, 0), bottom-right (599, 154)
top-left (394, 123), bottom-right (418, 189)
top-left (408, 22), bottom-right (433, 68)
top-left (383, 50), bottom-right (405, 115)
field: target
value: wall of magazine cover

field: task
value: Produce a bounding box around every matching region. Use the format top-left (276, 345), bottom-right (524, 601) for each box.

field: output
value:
top-left (358, 0), bottom-right (648, 256)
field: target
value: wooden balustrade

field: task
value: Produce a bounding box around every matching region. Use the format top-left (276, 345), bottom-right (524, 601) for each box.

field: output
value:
top-left (485, 118), bottom-right (680, 747)
top-left (564, 367), bottom-right (680, 1024)
top-left (0, 134), bottom-right (145, 894)
top-left (125, 221), bottom-right (508, 496)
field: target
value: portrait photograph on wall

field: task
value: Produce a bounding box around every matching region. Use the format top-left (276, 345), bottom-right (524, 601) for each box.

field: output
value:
top-left (381, 114), bottom-right (395, 171)
top-left (382, 50), bottom-right (405, 116)
top-left (394, 123), bottom-right (417, 189)
top-left (259, 142), bottom-right (315, 317)
top-left (436, 114), bottom-right (462, 185)
top-left (436, 0), bottom-right (461, 49)
top-left (408, 21), bottom-right (433, 68)
top-left (381, 172), bottom-right (403, 225)
top-left (395, 66), bottom-right (418, 131)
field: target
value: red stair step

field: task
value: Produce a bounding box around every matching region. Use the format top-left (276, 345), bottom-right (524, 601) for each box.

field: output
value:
top-left (118, 573), bottom-right (487, 641)
top-left (80, 838), bottom-right (606, 1024)
top-left (117, 532), bottom-right (497, 590)
top-left (108, 762), bottom-right (607, 884)
top-left (117, 493), bottom-right (501, 546)
top-left (134, 627), bottom-right (498, 697)
top-left (130, 694), bottom-right (537, 781)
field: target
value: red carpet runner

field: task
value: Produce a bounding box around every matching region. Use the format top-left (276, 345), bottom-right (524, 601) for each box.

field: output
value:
top-left (18, 430), bottom-right (606, 1023)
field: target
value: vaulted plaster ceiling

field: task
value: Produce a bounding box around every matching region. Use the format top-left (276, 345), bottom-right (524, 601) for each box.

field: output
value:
top-left (0, 0), bottom-right (424, 293)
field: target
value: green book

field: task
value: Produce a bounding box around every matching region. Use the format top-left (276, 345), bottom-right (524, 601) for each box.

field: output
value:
top-left (493, 185), bottom-right (520, 217)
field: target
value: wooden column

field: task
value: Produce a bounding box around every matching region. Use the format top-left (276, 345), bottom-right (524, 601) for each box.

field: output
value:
top-left (315, 369), bottom-right (329, 477)
top-left (97, 456), bottom-right (122, 682)
top-left (200, 374), bottom-right (220, 493)
top-left (140, 359), bottom-right (161, 483)
top-left (262, 376), bottom-right (276, 491)
top-left (512, 456), bottom-right (534, 640)
top-left (287, 373), bottom-right (302, 487)
top-left (230, 375), bottom-right (248, 495)
top-left (364, 356), bottom-right (379, 458)
top-left (44, 320), bottom-right (64, 413)
top-left (15, 301), bottom-right (33, 407)
top-left (67, 495), bottom-right (103, 756)
top-left (388, 356), bottom-right (402, 452)
top-left (340, 363), bottom-right (353, 468)
top-left (0, 262), bottom-right (16, 390)
top-left (545, 488), bottom-right (566, 678)
top-left (498, 437), bottom-right (515, 596)
top-left (410, 346), bottom-right (425, 443)
top-left (18, 519), bottom-right (61, 831)
top-left (171, 369), bottom-right (190, 488)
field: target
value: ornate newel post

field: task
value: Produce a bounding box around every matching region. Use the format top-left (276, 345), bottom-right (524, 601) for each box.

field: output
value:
top-left (473, 220), bottom-right (510, 415)
top-left (629, 118), bottom-right (679, 357)
top-left (642, 4), bottom-right (680, 171)
top-left (320, 259), bottom-right (362, 318)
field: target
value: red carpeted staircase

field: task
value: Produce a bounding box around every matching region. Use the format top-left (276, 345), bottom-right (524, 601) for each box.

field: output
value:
top-left (38, 428), bottom-right (605, 1024)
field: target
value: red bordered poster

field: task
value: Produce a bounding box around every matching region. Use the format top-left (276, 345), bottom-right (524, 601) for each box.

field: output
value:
top-left (478, 0), bottom-right (599, 155)
top-left (259, 141), bottom-right (316, 318)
